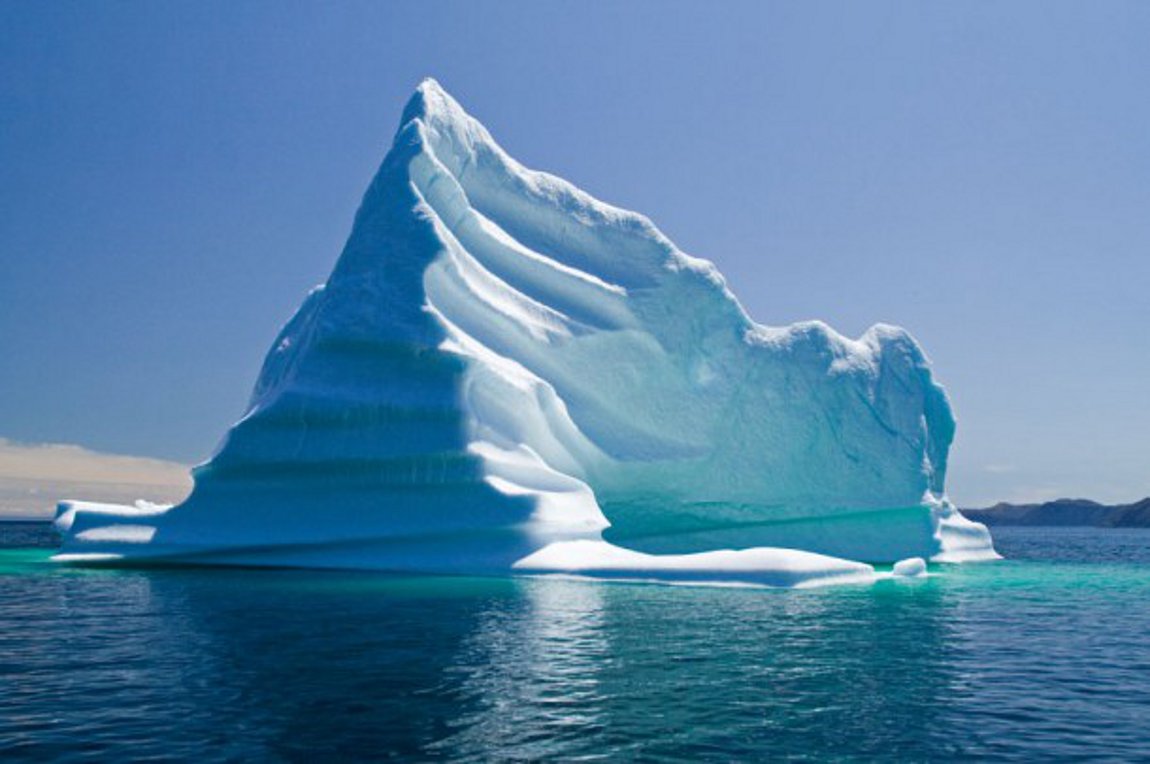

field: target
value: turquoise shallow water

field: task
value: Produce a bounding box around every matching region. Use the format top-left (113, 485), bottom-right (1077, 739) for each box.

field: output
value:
top-left (1, 526), bottom-right (1149, 761)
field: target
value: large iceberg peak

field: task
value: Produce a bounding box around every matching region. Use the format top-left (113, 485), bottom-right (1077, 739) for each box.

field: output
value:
top-left (52, 79), bottom-right (996, 584)
top-left (400, 77), bottom-right (488, 152)
top-left (404, 77), bottom-right (463, 123)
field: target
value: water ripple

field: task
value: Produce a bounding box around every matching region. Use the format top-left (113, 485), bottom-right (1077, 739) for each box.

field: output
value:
top-left (1, 526), bottom-right (1149, 760)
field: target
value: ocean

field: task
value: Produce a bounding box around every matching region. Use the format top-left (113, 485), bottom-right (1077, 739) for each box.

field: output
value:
top-left (2, 524), bottom-right (1148, 761)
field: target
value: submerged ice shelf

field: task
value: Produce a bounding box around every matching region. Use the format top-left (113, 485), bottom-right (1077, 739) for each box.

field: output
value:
top-left (54, 79), bottom-right (997, 586)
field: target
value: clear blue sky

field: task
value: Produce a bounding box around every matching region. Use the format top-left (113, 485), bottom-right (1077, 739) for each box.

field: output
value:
top-left (1, 1), bottom-right (1147, 506)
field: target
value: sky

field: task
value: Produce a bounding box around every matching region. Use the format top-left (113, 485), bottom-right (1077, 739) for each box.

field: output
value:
top-left (1, 1), bottom-right (1147, 507)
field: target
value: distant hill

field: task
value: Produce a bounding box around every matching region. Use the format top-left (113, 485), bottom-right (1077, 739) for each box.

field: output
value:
top-left (963, 498), bottom-right (1150, 527)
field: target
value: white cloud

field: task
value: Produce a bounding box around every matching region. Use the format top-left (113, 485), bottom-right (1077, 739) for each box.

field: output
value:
top-left (0, 439), bottom-right (191, 520)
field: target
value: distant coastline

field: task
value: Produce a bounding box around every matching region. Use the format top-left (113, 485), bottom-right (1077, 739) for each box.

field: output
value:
top-left (963, 498), bottom-right (1150, 528)
top-left (0, 439), bottom-right (191, 522)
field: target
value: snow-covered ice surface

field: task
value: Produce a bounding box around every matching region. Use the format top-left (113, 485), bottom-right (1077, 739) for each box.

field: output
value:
top-left (53, 80), bottom-right (997, 586)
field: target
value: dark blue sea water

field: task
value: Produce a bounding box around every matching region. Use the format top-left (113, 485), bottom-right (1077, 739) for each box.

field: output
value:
top-left (2, 525), bottom-right (1149, 761)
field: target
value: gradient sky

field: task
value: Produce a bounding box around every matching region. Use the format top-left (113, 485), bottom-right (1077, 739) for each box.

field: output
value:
top-left (1, 1), bottom-right (1147, 506)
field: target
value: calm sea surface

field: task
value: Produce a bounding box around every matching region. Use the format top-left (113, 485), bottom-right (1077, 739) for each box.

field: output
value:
top-left (2, 525), bottom-right (1149, 761)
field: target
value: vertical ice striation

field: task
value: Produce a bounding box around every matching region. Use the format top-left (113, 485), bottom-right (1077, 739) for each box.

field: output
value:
top-left (54, 79), bottom-right (996, 585)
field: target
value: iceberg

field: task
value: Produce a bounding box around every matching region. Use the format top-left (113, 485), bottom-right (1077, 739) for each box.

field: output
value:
top-left (54, 79), bottom-right (996, 585)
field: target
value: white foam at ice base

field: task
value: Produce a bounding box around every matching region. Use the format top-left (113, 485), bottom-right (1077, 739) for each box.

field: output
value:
top-left (52, 79), bottom-right (997, 586)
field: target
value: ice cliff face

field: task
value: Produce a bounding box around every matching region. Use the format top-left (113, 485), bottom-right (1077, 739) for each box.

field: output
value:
top-left (54, 79), bottom-right (996, 585)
